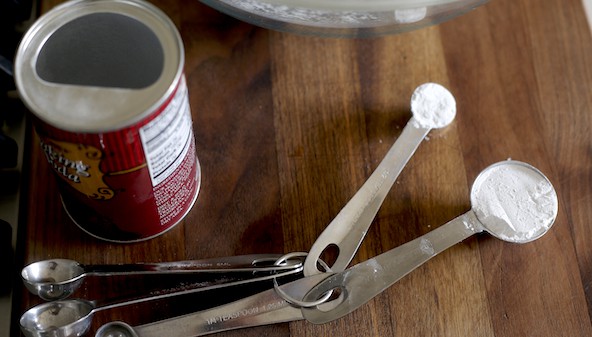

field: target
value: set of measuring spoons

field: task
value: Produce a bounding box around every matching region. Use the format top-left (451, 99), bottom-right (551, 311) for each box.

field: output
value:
top-left (20, 254), bottom-right (306, 336)
top-left (19, 83), bottom-right (559, 337)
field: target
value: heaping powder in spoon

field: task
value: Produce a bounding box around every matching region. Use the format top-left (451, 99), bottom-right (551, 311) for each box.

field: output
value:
top-left (471, 162), bottom-right (558, 243)
top-left (410, 82), bottom-right (456, 129)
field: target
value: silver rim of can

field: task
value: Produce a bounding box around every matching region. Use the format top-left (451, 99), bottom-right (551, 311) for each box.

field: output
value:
top-left (14, 0), bottom-right (185, 133)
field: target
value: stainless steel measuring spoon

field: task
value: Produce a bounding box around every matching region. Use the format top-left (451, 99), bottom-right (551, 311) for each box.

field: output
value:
top-left (304, 82), bottom-right (456, 276)
top-left (19, 261), bottom-right (304, 337)
top-left (22, 254), bottom-right (300, 300)
top-left (301, 160), bottom-right (559, 323)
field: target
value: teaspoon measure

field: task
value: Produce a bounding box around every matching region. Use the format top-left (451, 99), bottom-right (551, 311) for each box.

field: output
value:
top-left (304, 82), bottom-right (457, 276)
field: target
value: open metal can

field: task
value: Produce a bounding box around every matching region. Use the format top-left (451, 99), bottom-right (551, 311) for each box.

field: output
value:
top-left (15, 0), bottom-right (201, 242)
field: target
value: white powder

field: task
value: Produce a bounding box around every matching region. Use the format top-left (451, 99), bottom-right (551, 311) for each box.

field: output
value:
top-left (419, 238), bottom-right (435, 256)
top-left (410, 83), bottom-right (456, 129)
top-left (471, 162), bottom-right (558, 243)
top-left (394, 7), bottom-right (427, 24)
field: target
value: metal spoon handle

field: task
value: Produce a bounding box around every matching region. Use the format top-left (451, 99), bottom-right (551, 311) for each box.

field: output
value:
top-left (302, 211), bottom-right (483, 324)
top-left (304, 120), bottom-right (430, 275)
top-left (84, 254), bottom-right (299, 275)
top-left (97, 274), bottom-right (332, 337)
top-left (136, 288), bottom-right (299, 336)
top-left (94, 266), bottom-right (304, 310)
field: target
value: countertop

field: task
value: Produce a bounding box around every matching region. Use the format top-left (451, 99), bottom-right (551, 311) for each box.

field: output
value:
top-left (11, 0), bottom-right (592, 336)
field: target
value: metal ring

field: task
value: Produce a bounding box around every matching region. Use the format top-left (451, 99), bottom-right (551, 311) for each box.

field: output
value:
top-left (273, 252), bottom-right (333, 308)
top-left (273, 252), bottom-right (309, 267)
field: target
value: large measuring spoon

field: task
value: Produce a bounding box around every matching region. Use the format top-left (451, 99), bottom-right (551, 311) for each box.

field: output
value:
top-left (19, 262), bottom-right (304, 337)
top-left (22, 254), bottom-right (300, 301)
top-left (304, 82), bottom-right (456, 276)
top-left (302, 160), bottom-right (559, 323)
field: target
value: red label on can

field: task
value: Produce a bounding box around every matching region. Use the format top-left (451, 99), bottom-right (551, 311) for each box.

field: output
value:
top-left (36, 77), bottom-right (200, 242)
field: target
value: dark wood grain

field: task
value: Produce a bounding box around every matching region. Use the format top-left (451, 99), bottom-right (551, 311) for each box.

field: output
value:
top-left (11, 0), bottom-right (592, 336)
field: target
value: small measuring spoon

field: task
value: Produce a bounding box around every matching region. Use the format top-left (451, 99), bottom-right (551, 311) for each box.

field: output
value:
top-left (304, 82), bottom-right (456, 275)
top-left (19, 263), bottom-right (304, 337)
top-left (302, 160), bottom-right (559, 323)
top-left (22, 254), bottom-right (300, 300)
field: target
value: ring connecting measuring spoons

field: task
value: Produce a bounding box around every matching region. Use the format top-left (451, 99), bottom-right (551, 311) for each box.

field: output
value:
top-left (302, 160), bottom-right (559, 323)
top-left (22, 254), bottom-right (301, 301)
top-left (19, 259), bottom-right (304, 337)
top-left (304, 82), bottom-right (456, 276)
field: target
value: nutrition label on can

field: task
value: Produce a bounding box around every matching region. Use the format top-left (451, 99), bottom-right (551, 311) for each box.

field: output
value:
top-left (140, 78), bottom-right (192, 187)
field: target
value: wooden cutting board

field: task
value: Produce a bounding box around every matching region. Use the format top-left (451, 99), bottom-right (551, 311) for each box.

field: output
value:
top-left (13, 0), bottom-right (592, 336)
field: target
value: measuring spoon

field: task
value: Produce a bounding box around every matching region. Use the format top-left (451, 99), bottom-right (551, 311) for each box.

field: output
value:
top-left (22, 254), bottom-right (300, 300)
top-left (19, 263), bottom-right (304, 337)
top-left (304, 82), bottom-right (456, 275)
top-left (302, 160), bottom-right (559, 323)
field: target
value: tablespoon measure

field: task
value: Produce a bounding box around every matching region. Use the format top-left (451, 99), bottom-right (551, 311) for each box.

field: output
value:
top-left (22, 254), bottom-right (299, 301)
top-left (304, 82), bottom-right (456, 276)
top-left (95, 160), bottom-right (556, 336)
top-left (302, 160), bottom-right (559, 323)
top-left (19, 263), bottom-right (304, 337)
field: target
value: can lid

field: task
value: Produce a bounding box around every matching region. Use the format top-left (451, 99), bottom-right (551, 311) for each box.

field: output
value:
top-left (15, 0), bottom-right (184, 132)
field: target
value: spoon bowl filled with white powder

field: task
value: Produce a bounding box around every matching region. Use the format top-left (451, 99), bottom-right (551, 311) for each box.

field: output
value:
top-left (471, 160), bottom-right (558, 243)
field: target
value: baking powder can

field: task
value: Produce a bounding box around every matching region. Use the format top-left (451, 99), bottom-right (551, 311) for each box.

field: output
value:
top-left (15, 0), bottom-right (201, 242)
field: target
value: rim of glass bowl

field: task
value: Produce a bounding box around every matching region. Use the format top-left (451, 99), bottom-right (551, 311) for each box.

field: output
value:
top-left (238, 0), bottom-right (464, 12)
top-left (200, 0), bottom-right (488, 38)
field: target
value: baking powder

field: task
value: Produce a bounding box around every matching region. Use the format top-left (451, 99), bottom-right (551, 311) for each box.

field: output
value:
top-left (410, 83), bottom-right (456, 129)
top-left (471, 161), bottom-right (558, 243)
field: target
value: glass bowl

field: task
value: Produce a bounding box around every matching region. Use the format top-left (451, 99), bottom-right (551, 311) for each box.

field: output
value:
top-left (199, 0), bottom-right (489, 38)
